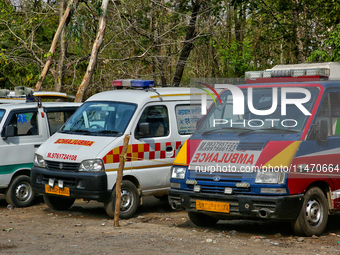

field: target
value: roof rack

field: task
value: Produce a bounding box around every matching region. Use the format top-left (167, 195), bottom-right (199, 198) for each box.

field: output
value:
top-left (0, 86), bottom-right (76, 104)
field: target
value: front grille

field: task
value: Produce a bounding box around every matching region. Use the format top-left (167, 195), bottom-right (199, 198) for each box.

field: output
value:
top-left (40, 174), bottom-right (77, 188)
top-left (193, 172), bottom-right (243, 181)
top-left (237, 142), bottom-right (265, 151)
top-left (188, 170), bottom-right (251, 194)
top-left (45, 160), bottom-right (80, 172)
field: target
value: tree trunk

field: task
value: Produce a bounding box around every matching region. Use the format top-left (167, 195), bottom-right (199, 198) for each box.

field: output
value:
top-left (292, 0), bottom-right (304, 63)
top-left (75, 0), bottom-right (109, 102)
top-left (35, 0), bottom-right (79, 91)
top-left (55, 0), bottom-right (67, 92)
top-left (172, 0), bottom-right (203, 87)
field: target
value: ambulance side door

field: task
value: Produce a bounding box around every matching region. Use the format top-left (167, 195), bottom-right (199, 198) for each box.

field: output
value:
top-left (297, 90), bottom-right (340, 208)
top-left (130, 103), bottom-right (173, 193)
top-left (0, 108), bottom-right (44, 184)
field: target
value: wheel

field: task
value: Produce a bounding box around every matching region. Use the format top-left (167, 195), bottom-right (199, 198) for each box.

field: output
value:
top-left (154, 195), bottom-right (168, 201)
top-left (5, 175), bottom-right (35, 207)
top-left (188, 211), bottom-right (219, 227)
top-left (291, 187), bottom-right (328, 236)
top-left (104, 180), bottom-right (140, 219)
top-left (43, 195), bottom-right (75, 211)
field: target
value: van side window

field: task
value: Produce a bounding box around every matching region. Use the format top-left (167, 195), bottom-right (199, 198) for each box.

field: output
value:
top-left (2, 110), bottom-right (39, 136)
top-left (175, 104), bottom-right (202, 135)
top-left (135, 105), bottom-right (169, 138)
top-left (314, 92), bottom-right (340, 136)
top-left (46, 110), bottom-right (76, 135)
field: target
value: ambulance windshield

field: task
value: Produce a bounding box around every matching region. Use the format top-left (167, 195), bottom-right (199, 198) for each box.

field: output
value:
top-left (60, 101), bottom-right (137, 136)
top-left (197, 86), bottom-right (319, 134)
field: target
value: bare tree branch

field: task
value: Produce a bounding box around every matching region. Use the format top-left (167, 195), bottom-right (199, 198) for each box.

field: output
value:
top-left (35, 0), bottom-right (79, 91)
top-left (2, 21), bottom-right (44, 66)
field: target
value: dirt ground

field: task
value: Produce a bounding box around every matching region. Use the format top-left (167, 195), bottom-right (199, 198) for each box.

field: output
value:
top-left (1, 194), bottom-right (340, 255)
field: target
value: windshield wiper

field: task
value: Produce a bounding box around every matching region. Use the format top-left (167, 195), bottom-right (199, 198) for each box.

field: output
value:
top-left (238, 127), bottom-right (299, 136)
top-left (96, 130), bottom-right (122, 134)
top-left (71, 129), bottom-right (91, 133)
top-left (202, 127), bottom-right (251, 136)
top-left (59, 129), bottom-right (92, 134)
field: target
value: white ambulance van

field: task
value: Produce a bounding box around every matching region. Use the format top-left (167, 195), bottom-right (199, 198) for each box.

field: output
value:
top-left (0, 88), bottom-right (80, 207)
top-left (31, 80), bottom-right (201, 218)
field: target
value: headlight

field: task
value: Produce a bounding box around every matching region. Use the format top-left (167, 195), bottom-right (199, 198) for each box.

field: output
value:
top-left (171, 166), bottom-right (186, 179)
top-left (34, 154), bottom-right (46, 168)
top-left (78, 159), bottom-right (104, 172)
top-left (255, 171), bottom-right (285, 184)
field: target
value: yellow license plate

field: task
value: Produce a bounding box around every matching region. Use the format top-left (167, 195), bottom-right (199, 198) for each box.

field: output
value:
top-left (45, 185), bottom-right (70, 196)
top-left (196, 200), bottom-right (230, 213)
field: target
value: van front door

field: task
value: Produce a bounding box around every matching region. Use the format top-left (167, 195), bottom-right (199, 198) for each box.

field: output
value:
top-left (0, 109), bottom-right (44, 187)
top-left (131, 104), bottom-right (173, 194)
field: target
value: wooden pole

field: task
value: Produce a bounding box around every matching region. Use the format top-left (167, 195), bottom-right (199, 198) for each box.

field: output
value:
top-left (114, 134), bottom-right (130, 227)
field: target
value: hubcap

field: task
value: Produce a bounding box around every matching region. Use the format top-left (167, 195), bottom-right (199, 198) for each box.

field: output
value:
top-left (120, 189), bottom-right (133, 212)
top-left (305, 198), bottom-right (322, 226)
top-left (15, 182), bottom-right (32, 201)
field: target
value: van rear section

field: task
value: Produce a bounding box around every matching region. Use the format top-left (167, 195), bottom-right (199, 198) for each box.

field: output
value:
top-left (169, 75), bottom-right (340, 236)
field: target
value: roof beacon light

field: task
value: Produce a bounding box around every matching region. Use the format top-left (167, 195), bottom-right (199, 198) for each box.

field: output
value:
top-left (131, 80), bottom-right (154, 88)
top-left (112, 79), bottom-right (136, 87)
top-left (245, 67), bottom-right (330, 83)
top-left (112, 80), bottom-right (123, 87)
top-left (112, 79), bottom-right (154, 88)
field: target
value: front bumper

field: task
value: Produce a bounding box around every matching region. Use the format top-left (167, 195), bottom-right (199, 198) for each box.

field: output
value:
top-left (168, 189), bottom-right (304, 220)
top-left (31, 166), bottom-right (110, 201)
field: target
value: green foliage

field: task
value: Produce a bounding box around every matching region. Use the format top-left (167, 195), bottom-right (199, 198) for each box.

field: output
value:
top-left (307, 23), bottom-right (340, 62)
top-left (0, 0), bottom-right (340, 96)
top-left (93, 1), bottom-right (103, 16)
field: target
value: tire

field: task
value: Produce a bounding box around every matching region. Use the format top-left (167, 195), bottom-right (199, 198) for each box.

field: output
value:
top-left (104, 180), bottom-right (140, 219)
top-left (292, 187), bottom-right (328, 236)
top-left (5, 175), bottom-right (35, 207)
top-left (43, 195), bottom-right (75, 211)
top-left (188, 211), bottom-right (219, 227)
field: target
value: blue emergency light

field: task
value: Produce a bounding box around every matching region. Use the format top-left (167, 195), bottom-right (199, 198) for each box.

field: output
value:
top-left (112, 79), bottom-right (154, 88)
top-left (131, 80), bottom-right (154, 88)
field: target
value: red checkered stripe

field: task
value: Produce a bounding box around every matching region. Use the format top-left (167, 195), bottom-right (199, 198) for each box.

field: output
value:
top-left (102, 141), bottom-right (183, 164)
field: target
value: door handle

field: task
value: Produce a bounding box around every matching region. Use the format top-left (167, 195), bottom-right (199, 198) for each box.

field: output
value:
top-left (34, 144), bottom-right (41, 148)
top-left (166, 146), bottom-right (174, 158)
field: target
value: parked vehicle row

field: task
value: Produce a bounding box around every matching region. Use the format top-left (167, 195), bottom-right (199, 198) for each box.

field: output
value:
top-left (4, 62), bottom-right (340, 237)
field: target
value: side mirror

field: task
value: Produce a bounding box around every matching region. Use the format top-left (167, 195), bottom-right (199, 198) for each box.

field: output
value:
top-left (138, 122), bottom-right (150, 137)
top-left (316, 120), bottom-right (328, 142)
top-left (3, 126), bottom-right (16, 140)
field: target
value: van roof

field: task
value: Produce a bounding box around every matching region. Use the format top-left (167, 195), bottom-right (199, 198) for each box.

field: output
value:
top-left (86, 87), bottom-right (198, 104)
top-left (0, 102), bottom-right (81, 110)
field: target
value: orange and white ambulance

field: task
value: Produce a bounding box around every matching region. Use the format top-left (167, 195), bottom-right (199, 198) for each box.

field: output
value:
top-left (31, 80), bottom-right (201, 218)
